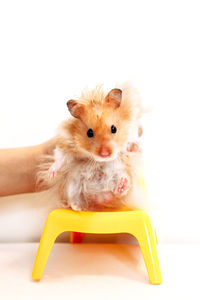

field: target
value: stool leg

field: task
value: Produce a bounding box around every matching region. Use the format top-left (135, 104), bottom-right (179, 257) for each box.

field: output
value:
top-left (133, 214), bottom-right (162, 284)
top-left (32, 214), bottom-right (62, 280)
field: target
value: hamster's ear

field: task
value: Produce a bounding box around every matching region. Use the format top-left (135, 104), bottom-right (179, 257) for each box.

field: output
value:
top-left (67, 100), bottom-right (84, 119)
top-left (105, 88), bottom-right (122, 109)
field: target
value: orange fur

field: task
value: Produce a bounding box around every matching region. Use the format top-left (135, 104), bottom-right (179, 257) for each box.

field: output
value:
top-left (63, 86), bottom-right (138, 159)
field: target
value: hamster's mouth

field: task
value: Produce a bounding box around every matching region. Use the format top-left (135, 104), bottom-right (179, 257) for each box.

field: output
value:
top-left (92, 153), bottom-right (118, 163)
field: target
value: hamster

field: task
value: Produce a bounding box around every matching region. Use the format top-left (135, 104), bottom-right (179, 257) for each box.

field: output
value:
top-left (37, 85), bottom-right (143, 211)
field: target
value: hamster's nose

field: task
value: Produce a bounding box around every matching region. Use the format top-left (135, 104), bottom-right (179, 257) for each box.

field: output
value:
top-left (99, 146), bottom-right (112, 158)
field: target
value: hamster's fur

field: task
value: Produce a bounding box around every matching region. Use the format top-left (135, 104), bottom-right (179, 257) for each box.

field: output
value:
top-left (37, 84), bottom-right (144, 211)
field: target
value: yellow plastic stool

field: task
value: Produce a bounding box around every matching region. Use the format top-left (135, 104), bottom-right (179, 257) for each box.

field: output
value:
top-left (32, 209), bottom-right (162, 284)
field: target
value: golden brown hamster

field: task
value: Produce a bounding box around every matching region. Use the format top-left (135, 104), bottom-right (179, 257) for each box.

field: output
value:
top-left (37, 85), bottom-right (143, 211)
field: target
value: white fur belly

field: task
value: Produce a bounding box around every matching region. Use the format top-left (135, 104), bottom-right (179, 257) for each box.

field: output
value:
top-left (63, 158), bottom-right (130, 210)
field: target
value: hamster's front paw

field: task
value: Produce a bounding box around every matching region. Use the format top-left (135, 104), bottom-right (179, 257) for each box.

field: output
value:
top-left (117, 177), bottom-right (130, 195)
top-left (48, 163), bottom-right (59, 179)
top-left (48, 169), bottom-right (57, 179)
top-left (127, 142), bottom-right (140, 153)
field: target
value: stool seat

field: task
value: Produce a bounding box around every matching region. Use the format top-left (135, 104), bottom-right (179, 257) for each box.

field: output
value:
top-left (32, 209), bottom-right (162, 284)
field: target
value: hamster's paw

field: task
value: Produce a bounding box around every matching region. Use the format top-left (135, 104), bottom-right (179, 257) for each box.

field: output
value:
top-left (117, 177), bottom-right (130, 195)
top-left (48, 163), bottom-right (59, 179)
top-left (127, 142), bottom-right (140, 153)
top-left (70, 202), bottom-right (82, 211)
top-left (48, 168), bottom-right (57, 179)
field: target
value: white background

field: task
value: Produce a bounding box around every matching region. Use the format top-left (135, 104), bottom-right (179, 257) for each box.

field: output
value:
top-left (0, 0), bottom-right (200, 243)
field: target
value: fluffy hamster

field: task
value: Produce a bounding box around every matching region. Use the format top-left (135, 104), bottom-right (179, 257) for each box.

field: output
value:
top-left (37, 85), bottom-right (143, 211)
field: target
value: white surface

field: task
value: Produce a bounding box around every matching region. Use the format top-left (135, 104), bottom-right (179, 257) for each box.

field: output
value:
top-left (0, 0), bottom-right (200, 243)
top-left (0, 243), bottom-right (199, 300)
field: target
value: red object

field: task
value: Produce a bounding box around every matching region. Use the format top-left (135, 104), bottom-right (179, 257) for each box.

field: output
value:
top-left (71, 232), bottom-right (85, 243)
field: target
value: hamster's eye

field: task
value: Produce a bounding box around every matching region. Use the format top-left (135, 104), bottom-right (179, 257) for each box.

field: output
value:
top-left (111, 125), bottom-right (117, 134)
top-left (87, 128), bottom-right (94, 138)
